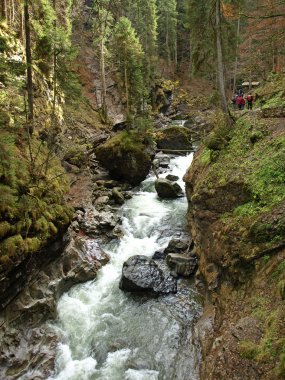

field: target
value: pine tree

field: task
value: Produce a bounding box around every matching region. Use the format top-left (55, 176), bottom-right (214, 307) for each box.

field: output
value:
top-left (92, 0), bottom-right (114, 121)
top-left (111, 16), bottom-right (146, 114)
top-left (157, 0), bottom-right (178, 70)
top-left (126, 0), bottom-right (158, 82)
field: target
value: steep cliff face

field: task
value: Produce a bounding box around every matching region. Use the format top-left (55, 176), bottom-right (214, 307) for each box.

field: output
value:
top-left (184, 112), bottom-right (285, 379)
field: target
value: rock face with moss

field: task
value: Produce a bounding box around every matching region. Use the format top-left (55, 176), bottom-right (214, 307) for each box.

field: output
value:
top-left (155, 126), bottom-right (193, 152)
top-left (184, 112), bottom-right (285, 379)
top-left (0, 25), bottom-right (75, 307)
top-left (95, 130), bottom-right (155, 185)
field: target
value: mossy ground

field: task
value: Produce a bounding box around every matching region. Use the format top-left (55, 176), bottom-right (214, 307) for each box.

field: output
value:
top-left (255, 74), bottom-right (285, 109)
top-left (197, 112), bottom-right (285, 253)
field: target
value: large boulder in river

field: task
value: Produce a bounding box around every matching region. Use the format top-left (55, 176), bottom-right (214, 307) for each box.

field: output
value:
top-left (155, 178), bottom-right (184, 199)
top-left (155, 126), bottom-right (193, 152)
top-left (95, 131), bottom-right (155, 185)
top-left (119, 255), bottom-right (177, 294)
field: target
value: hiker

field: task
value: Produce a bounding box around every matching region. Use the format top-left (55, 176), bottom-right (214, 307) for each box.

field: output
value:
top-left (238, 88), bottom-right (244, 97)
top-left (236, 95), bottom-right (245, 110)
top-left (247, 93), bottom-right (253, 110)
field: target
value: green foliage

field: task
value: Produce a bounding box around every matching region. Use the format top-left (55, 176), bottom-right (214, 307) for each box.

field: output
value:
top-left (0, 35), bottom-right (8, 53)
top-left (111, 17), bottom-right (147, 112)
top-left (157, 0), bottom-right (177, 63)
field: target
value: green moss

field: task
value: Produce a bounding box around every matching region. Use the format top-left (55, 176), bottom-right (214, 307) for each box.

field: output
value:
top-left (34, 216), bottom-right (49, 233)
top-left (0, 234), bottom-right (24, 257)
top-left (0, 221), bottom-right (12, 239)
top-left (204, 111), bottom-right (232, 151)
top-left (49, 222), bottom-right (58, 235)
top-left (262, 91), bottom-right (285, 109)
top-left (99, 130), bottom-right (146, 154)
top-left (63, 144), bottom-right (87, 167)
top-left (200, 148), bottom-right (213, 166)
top-left (23, 237), bottom-right (41, 253)
top-left (239, 340), bottom-right (259, 360)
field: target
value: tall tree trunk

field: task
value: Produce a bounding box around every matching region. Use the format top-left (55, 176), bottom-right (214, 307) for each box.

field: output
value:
top-left (24, 0), bottom-right (34, 134)
top-left (188, 32), bottom-right (193, 82)
top-left (124, 62), bottom-right (129, 113)
top-left (1, 0), bottom-right (7, 19)
top-left (215, 0), bottom-right (228, 115)
top-left (232, 16), bottom-right (240, 97)
top-left (166, 11), bottom-right (171, 67)
top-left (100, 37), bottom-right (108, 121)
top-left (52, 0), bottom-right (57, 116)
top-left (248, 36), bottom-right (252, 91)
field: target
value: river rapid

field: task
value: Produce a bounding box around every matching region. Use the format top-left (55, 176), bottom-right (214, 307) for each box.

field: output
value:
top-left (49, 153), bottom-right (202, 380)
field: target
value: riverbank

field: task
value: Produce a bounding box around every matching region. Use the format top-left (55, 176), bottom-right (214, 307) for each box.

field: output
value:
top-left (185, 111), bottom-right (285, 379)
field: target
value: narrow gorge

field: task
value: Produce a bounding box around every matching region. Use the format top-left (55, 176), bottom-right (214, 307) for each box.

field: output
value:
top-left (1, 0), bottom-right (285, 379)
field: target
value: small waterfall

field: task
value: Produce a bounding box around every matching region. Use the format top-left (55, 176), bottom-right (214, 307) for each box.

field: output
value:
top-left (49, 153), bottom-right (202, 380)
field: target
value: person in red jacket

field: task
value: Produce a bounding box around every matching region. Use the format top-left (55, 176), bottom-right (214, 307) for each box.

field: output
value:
top-left (236, 95), bottom-right (245, 110)
top-left (247, 93), bottom-right (253, 110)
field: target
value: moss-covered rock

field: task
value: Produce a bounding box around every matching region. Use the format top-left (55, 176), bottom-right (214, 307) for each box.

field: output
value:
top-left (155, 126), bottom-right (193, 152)
top-left (95, 131), bottom-right (155, 185)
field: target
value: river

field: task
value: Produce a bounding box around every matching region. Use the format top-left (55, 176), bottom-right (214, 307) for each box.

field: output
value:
top-left (49, 153), bottom-right (202, 380)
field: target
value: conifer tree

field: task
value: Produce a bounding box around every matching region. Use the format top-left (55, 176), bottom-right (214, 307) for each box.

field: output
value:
top-left (157, 0), bottom-right (178, 69)
top-left (126, 0), bottom-right (158, 83)
top-left (92, 0), bottom-right (114, 121)
top-left (111, 16), bottom-right (146, 113)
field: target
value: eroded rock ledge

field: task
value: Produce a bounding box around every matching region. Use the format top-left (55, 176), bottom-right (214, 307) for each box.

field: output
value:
top-left (184, 114), bottom-right (285, 380)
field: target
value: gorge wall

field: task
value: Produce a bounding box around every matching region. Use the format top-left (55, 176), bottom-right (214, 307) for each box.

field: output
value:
top-left (184, 112), bottom-right (285, 379)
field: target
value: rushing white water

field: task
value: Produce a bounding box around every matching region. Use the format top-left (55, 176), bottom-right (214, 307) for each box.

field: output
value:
top-left (49, 153), bottom-right (202, 380)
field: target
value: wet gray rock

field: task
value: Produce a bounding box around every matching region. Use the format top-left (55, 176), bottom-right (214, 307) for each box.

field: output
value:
top-left (94, 195), bottom-right (110, 205)
top-left (165, 174), bottom-right (179, 182)
top-left (164, 239), bottom-right (192, 254)
top-left (79, 207), bottom-right (122, 236)
top-left (112, 187), bottom-right (125, 205)
top-left (152, 250), bottom-right (166, 260)
top-left (166, 253), bottom-right (198, 277)
top-left (119, 255), bottom-right (177, 294)
top-left (155, 178), bottom-right (184, 199)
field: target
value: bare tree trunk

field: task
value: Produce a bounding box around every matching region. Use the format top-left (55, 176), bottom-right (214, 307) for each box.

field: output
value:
top-left (188, 32), bottom-right (193, 82)
top-left (11, 0), bottom-right (15, 23)
top-left (1, 0), bottom-right (7, 19)
top-left (248, 36), bottom-right (252, 91)
top-left (124, 62), bottom-right (129, 113)
top-left (52, 0), bottom-right (57, 115)
top-left (232, 16), bottom-right (240, 97)
top-left (100, 37), bottom-right (108, 121)
top-left (166, 11), bottom-right (171, 67)
top-left (24, 0), bottom-right (34, 134)
top-left (215, 0), bottom-right (228, 115)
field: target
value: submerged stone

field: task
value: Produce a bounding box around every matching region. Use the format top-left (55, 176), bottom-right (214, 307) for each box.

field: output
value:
top-left (155, 178), bottom-right (184, 199)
